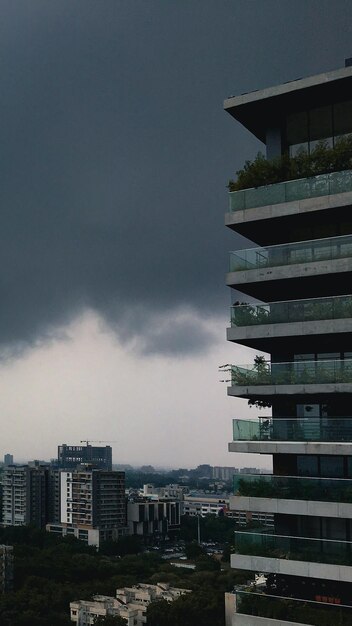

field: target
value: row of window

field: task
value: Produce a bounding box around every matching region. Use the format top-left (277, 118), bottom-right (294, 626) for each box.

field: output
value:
top-left (286, 101), bottom-right (352, 156)
top-left (297, 455), bottom-right (352, 478)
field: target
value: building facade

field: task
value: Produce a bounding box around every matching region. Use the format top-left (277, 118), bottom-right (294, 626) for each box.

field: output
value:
top-left (0, 546), bottom-right (13, 593)
top-left (127, 498), bottom-right (180, 537)
top-left (2, 462), bottom-right (50, 528)
top-left (58, 444), bottom-right (112, 471)
top-left (3, 454), bottom-right (13, 467)
top-left (47, 466), bottom-right (126, 547)
top-left (225, 63), bottom-right (352, 624)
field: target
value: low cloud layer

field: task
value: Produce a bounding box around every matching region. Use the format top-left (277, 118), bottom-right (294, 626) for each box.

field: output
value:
top-left (0, 1), bottom-right (351, 357)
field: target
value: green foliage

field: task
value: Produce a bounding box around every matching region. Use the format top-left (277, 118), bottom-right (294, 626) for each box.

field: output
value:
top-left (93, 615), bottom-right (126, 626)
top-left (0, 524), bottom-right (252, 626)
top-left (184, 542), bottom-right (206, 560)
top-left (238, 592), bottom-right (348, 626)
top-left (147, 599), bottom-right (171, 626)
top-left (147, 588), bottom-right (226, 626)
top-left (180, 514), bottom-right (237, 544)
top-left (195, 555), bottom-right (221, 572)
top-left (228, 136), bottom-right (352, 191)
top-left (100, 535), bottom-right (143, 557)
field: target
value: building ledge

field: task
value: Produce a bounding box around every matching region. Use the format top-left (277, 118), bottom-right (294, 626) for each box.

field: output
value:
top-left (225, 189), bottom-right (352, 230)
top-left (226, 257), bottom-right (352, 289)
top-left (224, 65), bottom-right (352, 142)
top-left (228, 382), bottom-right (352, 398)
top-left (227, 318), bottom-right (352, 350)
top-left (229, 495), bottom-right (352, 519)
top-left (231, 553), bottom-right (352, 583)
top-left (231, 615), bottom-right (309, 626)
top-left (228, 440), bottom-right (352, 455)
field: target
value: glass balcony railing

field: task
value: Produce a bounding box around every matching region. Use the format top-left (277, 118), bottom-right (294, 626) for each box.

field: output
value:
top-left (235, 590), bottom-right (352, 626)
top-left (229, 169), bottom-right (352, 213)
top-left (234, 530), bottom-right (352, 566)
top-left (233, 474), bottom-right (352, 504)
top-left (231, 359), bottom-right (352, 386)
top-left (231, 294), bottom-right (352, 327)
top-left (232, 417), bottom-right (352, 441)
top-left (229, 233), bottom-right (352, 272)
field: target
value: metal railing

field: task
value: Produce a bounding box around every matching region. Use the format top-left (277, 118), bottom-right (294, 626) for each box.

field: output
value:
top-left (235, 589), bottom-right (351, 625)
top-left (229, 233), bottom-right (352, 272)
top-left (231, 294), bottom-right (352, 327)
top-left (232, 416), bottom-right (352, 441)
top-left (233, 474), bottom-right (352, 503)
top-left (234, 530), bottom-right (352, 566)
top-left (229, 169), bottom-right (352, 213)
top-left (231, 359), bottom-right (352, 386)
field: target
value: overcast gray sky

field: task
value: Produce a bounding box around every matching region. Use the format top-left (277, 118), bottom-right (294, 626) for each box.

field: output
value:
top-left (1, 0), bottom-right (352, 468)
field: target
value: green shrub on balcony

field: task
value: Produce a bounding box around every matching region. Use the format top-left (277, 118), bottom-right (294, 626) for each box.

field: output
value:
top-left (228, 135), bottom-right (352, 191)
top-left (238, 591), bottom-right (349, 625)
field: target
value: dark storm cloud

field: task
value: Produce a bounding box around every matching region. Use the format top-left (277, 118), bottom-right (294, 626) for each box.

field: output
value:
top-left (0, 0), bottom-right (352, 356)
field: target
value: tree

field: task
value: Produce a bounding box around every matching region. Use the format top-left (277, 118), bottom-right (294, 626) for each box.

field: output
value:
top-left (147, 599), bottom-right (171, 626)
top-left (184, 542), bottom-right (205, 560)
top-left (195, 555), bottom-right (221, 572)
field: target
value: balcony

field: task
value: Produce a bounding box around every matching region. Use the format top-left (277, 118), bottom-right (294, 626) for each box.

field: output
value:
top-left (233, 590), bottom-right (352, 626)
top-left (228, 359), bottom-right (352, 401)
top-left (228, 295), bottom-right (352, 351)
top-left (232, 417), bottom-right (352, 442)
top-left (226, 170), bottom-right (352, 245)
top-left (231, 294), bottom-right (352, 327)
top-left (233, 474), bottom-right (352, 504)
top-left (229, 233), bottom-right (352, 273)
top-left (229, 170), bottom-right (352, 213)
top-left (227, 234), bottom-right (352, 300)
top-left (234, 530), bottom-right (352, 567)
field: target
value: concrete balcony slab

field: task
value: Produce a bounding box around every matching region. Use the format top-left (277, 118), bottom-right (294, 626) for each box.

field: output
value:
top-left (227, 318), bottom-right (352, 351)
top-left (225, 189), bottom-right (352, 228)
top-left (229, 495), bottom-right (352, 519)
top-left (232, 615), bottom-right (308, 626)
top-left (228, 382), bottom-right (352, 398)
top-left (230, 553), bottom-right (352, 582)
top-left (228, 440), bottom-right (352, 455)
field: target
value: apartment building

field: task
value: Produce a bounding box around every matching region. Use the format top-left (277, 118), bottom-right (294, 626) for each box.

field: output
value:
top-left (2, 462), bottom-right (49, 528)
top-left (225, 62), bottom-right (352, 624)
top-left (47, 466), bottom-right (126, 547)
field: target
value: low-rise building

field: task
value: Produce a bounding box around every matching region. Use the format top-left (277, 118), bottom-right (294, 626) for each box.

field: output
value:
top-left (183, 493), bottom-right (274, 528)
top-left (70, 583), bottom-right (190, 625)
top-left (142, 483), bottom-right (188, 500)
top-left (183, 494), bottom-right (229, 517)
top-left (127, 498), bottom-right (180, 537)
top-left (70, 595), bottom-right (142, 626)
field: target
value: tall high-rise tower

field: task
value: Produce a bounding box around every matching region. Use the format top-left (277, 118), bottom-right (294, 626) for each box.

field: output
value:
top-left (225, 64), bottom-right (352, 624)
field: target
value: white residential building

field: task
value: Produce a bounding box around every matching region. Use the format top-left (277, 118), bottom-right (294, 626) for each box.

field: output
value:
top-left (70, 583), bottom-right (190, 626)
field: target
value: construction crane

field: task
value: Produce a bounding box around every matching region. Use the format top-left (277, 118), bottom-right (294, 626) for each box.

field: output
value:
top-left (80, 440), bottom-right (117, 446)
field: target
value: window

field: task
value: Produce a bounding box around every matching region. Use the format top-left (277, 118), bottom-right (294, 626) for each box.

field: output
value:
top-left (297, 455), bottom-right (318, 476)
top-left (286, 100), bottom-right (352, 155)
top-left (309, 106), bottom-right (333, 150)
top-left (320, 456), bottom-right (343, 478)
